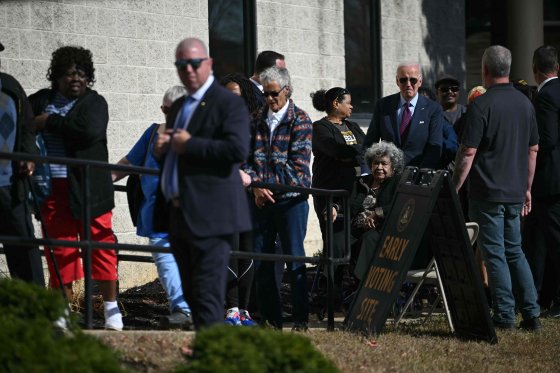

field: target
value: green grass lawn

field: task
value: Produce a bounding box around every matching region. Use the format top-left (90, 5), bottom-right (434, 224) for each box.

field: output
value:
top-left (309, 315), bottom-right (559, 372)
top-left (96, 314), bottom-right (559, 372)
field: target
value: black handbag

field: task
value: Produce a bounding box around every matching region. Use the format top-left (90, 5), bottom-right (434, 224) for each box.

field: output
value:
top-left (126, 124), bottom-right (159, 226)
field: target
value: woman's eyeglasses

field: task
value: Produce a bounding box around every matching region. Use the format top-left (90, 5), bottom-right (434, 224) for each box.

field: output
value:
top-left (174, 58), bottom-right (208, 71)
top-left (263, 86), bottom-right (286, 98)
top-left (398, 77), bottom-right (419, 85)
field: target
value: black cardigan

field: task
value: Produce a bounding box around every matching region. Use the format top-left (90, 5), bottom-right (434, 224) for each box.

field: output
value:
top-left (29, 88), bottom-right (114, 218)
top-left (311, 118), bottom-right (365, 193)
top-left (348, 174), bottom-right (400, 238)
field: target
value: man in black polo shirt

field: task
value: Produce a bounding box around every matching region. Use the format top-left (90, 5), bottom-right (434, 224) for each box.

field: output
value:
top-left (453, 45), bottom-right (541, 331)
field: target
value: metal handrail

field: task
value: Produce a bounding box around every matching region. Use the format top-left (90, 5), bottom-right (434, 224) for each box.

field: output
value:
top-left (0, 151), bottom-right (351, 330)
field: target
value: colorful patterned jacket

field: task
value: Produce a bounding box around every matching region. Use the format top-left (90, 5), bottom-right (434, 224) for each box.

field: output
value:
top-left (242, 99), bottom-right (312, 199)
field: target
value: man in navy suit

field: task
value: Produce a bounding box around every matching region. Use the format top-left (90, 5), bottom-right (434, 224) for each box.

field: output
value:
top-left (527, 45), bottom-right (560, 318)
top-left (154, 37), bottom-right (252, 329)
top-left (364, 62), bottom-right (444, 169)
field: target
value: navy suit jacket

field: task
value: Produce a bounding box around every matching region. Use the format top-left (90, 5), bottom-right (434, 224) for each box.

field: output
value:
top-left (364, 92), bottom-right (444, 169)
top-left (251, 81), bottom-right (267, 108)
top-left (154, 80), bottom-right (252, 237)
top-left (533, 78), bottom-right (560, 198)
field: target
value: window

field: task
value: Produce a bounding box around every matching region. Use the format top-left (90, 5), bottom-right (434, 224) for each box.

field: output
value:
top-left (344, 0), bottom-right (381, 115)
top-left (208, 0), bottom-right (256, 78)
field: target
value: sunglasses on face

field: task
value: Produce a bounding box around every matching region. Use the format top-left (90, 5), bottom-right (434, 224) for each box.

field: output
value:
top-left (174, 58), bottom-right (208, 71)
top-left (263, 86), bottom-right (285, 98)
top-left (398, 77), bottom-right (419, 85)
top-left (438, 85), bottom-right (460, 93)
top-left (160, 105), bottom-right (170, 114)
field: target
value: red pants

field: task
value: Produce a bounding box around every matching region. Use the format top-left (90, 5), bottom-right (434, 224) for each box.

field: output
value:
top-left (41, 179), bottom-right (117, 288)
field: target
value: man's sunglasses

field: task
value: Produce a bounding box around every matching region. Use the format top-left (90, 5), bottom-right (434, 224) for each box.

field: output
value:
top-left (263, 86), bottom-right (286, 98)
top-left (438, 85), bottom-right (460, 93)
top-left (174, 58), bottom-right (208, 71)
top-left (398, 77), bottom-right (419, 85)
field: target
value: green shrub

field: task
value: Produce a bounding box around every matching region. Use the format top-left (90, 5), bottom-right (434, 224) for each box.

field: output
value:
top-left (0, 279), bottom-right (126, 373)
top-left (177, 325), bottom-right (339, 373)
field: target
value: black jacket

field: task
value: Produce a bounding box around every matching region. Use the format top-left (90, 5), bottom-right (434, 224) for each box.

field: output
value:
top-left (28, 88), bottom-right (114, 218)
top-left (312, 118), bottom-right (365, 192)
top-left (154, 81), bottom-right (252, 237)
top-left (533, 78), bottom-right (560, 198)
top-left (0, 72), bottom-right (38, 202)
top-left (347, 174), bottom-right (399, 238)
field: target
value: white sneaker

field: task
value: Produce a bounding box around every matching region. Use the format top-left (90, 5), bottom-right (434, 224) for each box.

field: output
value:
top-left (54, 308), bottom-right (70, 331)
top-left (104, 307), bottom-right (123, 331)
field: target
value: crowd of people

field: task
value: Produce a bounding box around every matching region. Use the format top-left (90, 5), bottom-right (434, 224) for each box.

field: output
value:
top-left (1, 35), bottom-right (558, 334)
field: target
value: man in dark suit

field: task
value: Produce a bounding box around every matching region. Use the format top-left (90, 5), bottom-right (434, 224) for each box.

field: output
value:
top-left (528, 45), bottom-right (560, 318)
top-left (364, 62), bottom-right (444, 169)
top-left (154, 37), bottom-right (252, 329)
top-left (249, 50), bottom-right (286, 108)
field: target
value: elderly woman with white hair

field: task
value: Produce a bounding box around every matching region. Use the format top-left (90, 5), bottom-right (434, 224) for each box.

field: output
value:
top-left (330, 141), bottom-right (405, 280)
top-left (242, 66), bottom-right (313, 331)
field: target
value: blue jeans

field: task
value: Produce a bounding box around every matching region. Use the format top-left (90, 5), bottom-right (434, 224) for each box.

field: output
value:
top-left (253, 197), bottom-right (309, 327)
top-left (150, 237), bottom-right (190, 314)
top-left (469, 200), bottom-right (540, 324)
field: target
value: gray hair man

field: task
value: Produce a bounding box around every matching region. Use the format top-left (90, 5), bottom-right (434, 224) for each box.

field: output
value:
top-left (363, 62), bottom-right (444, 169)
top-left (453, 45), bottom-right (542, 331)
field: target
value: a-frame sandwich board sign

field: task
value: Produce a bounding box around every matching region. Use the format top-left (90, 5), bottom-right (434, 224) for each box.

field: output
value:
top-left (344, 167), bottom-right (497, 344)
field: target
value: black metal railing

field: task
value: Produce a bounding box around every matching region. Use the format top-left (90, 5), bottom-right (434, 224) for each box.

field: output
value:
top-left (0, 151), bottom-right (351, 330)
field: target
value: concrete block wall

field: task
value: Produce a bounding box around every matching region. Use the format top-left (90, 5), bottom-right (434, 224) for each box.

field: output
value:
top-left (256, 0), bottom-right (347, 256)
top-left (0, 0), bottom-right (466, 288)
top-left (0, 0), bottom-right (209, 289)
top-left (380, 0), bottom-right (465, 100)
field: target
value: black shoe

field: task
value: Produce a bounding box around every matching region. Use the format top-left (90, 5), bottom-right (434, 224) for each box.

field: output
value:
top-left (541, 306), bottom-right (560, 319)
top-left (519, 317), bottom-right (542, 332)
top-left (291, 322), bottom-right (309, 332)
top-left (160, 310), bottom-right (193, 330)
top-left (493, 321), bottom-right (516, 330)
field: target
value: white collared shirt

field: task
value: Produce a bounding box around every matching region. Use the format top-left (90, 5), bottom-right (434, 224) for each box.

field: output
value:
top-left (537, 76), bottom-right (558, 93)
top-left (266, 100), bottom-right (289, 144)
top-left (250, 78), bottom-right (263, 93)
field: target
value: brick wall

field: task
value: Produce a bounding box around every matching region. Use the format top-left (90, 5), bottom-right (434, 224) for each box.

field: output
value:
top-left (0, 0), bottom-right (209, 288)
top-left (256, 0), bottom-right (347, 255)
top-left (0, 0), bottom-right (466, 287)
top-left (380, 0), bottom-right (465, 100)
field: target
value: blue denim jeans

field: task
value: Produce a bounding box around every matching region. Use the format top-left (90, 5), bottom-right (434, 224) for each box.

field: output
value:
top-left (150, 237), bottom-right (190, 314)
top-left (253, 197), bottom-right (309, 327)
top-left (469, 200), bottom-right (540, 324)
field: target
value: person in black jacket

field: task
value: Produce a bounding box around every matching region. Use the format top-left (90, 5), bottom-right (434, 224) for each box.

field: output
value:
top-left (0, 41), bottom-right (45, 286)
top-left (29, 46), bottom-right (122, 330)
top-left (310, 87), bottom-right (366, 254)
top-left (527, 45), bottom-right (560, 318)
top-left (340, 141), bottom-right (404, 280)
